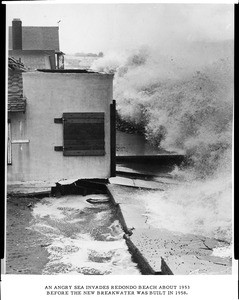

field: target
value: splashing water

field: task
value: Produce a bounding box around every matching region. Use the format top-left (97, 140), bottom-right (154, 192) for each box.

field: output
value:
top-left (92, 46), bottom-right (233, 175)
top-left (92, 44), bottom-right (233, 247)
top-left (30, 195), bottom-right (140, 275)
top-left (138, 174), bottom-right (232, 242)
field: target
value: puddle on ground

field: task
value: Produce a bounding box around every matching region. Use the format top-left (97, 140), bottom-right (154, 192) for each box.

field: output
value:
top-left (29, 194), bottom-right (141, 275)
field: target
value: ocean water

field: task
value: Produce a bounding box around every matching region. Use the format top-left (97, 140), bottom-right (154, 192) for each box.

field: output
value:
top-left (137, 174), bottom-right (232, 243)
top-left (30, 195), bottom-right (140, 275)
top-left (91, 46), bottom-right (233, 249)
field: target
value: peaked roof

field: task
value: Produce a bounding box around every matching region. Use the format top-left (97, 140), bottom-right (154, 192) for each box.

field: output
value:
top-left (9, 26), bottom-right (60, 51)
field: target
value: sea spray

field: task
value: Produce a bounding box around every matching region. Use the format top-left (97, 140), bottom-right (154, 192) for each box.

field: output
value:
top-left (91, 44), bottom-right (233, 245)
top-left (139, 174), bottom-right (232, 242)
top-left (92, 49), bottom-right (233, 178)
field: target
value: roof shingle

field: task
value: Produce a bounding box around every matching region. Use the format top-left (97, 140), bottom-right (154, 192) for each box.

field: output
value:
top-left (8, 96), bottom-right (26, 113)
top-left (8, 57), bottom-right (27, 113)
top-left (8, 56), bottom-right (27, 72)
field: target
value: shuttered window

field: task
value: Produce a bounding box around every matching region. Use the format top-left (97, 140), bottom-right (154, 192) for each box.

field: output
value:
top-left (63, 112), bottom-right (105, 156)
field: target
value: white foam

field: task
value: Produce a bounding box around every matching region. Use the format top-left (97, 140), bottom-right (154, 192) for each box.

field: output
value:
top-left (43, 235), bottom-right (139, 275)
top-left (212, 245), bottom-right (232, 258)
top-left (30, 194), bottom-right (141, 275)
top-left (140, 175), bottom-right (232, 242)
top-left (32, 195), bottom-right (92, 219)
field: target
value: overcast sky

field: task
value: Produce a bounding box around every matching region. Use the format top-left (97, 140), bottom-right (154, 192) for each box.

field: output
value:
top-left (6, 3), bottom-right (234, 54)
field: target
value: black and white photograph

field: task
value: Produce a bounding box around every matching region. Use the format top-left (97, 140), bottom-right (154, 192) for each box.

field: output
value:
top-left (2, 1), bottom-right (237, 299)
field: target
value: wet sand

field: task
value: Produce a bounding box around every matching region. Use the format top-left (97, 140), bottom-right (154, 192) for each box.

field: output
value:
top-left (6, 194), bottom-right (140, 275)
top-left (6, 196), bottom-right (50, 274)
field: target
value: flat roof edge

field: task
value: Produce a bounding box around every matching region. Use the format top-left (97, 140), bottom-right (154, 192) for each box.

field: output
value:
top-left (34, 69), bottom-right (114, 76)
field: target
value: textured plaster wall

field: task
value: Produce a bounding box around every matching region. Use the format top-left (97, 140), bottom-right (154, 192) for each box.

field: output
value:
top-left (9, 51), bottom-right (53, 70)
top-left (8, 71), bottom-right (113, 182)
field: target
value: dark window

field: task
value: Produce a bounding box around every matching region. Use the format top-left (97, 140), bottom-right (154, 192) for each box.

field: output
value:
top-left (63, 112), bottom-right (105, 156)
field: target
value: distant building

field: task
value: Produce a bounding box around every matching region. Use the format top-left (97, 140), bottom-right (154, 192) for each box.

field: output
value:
top-left (9, 18), bottom-right (64, 70)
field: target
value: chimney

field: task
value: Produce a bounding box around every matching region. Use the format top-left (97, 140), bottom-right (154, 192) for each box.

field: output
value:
top-left (12, 18), bottom-right (22, 50)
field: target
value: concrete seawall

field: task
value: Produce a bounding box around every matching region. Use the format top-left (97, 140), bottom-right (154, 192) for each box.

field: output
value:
top-left (107, 182), bottom-right (231, 275)
top-left (7, 177), bottom-right (231, 275)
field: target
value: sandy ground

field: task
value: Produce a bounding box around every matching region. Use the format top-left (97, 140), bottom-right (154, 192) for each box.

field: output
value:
top-left (6, 195), bottom-right (50, 274)
top-left (6, 194), bottom-right (140, 275)
top-left (6, 176), bottom-right (231, 275)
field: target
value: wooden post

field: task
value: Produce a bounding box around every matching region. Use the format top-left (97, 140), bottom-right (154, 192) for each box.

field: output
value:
top-left (110, 100), bottom-right (116, 177)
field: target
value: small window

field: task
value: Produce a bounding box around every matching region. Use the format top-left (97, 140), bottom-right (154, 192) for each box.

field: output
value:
top-left (63, 112), bottom-right (105, 156)
top-left (7, 119), bottom-right (12, 165)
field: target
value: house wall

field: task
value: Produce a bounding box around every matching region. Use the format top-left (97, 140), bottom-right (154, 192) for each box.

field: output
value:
top-left (7, 71), bottom-right (113, 183)
top-left (9, 50), bottom-right (54, 70)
